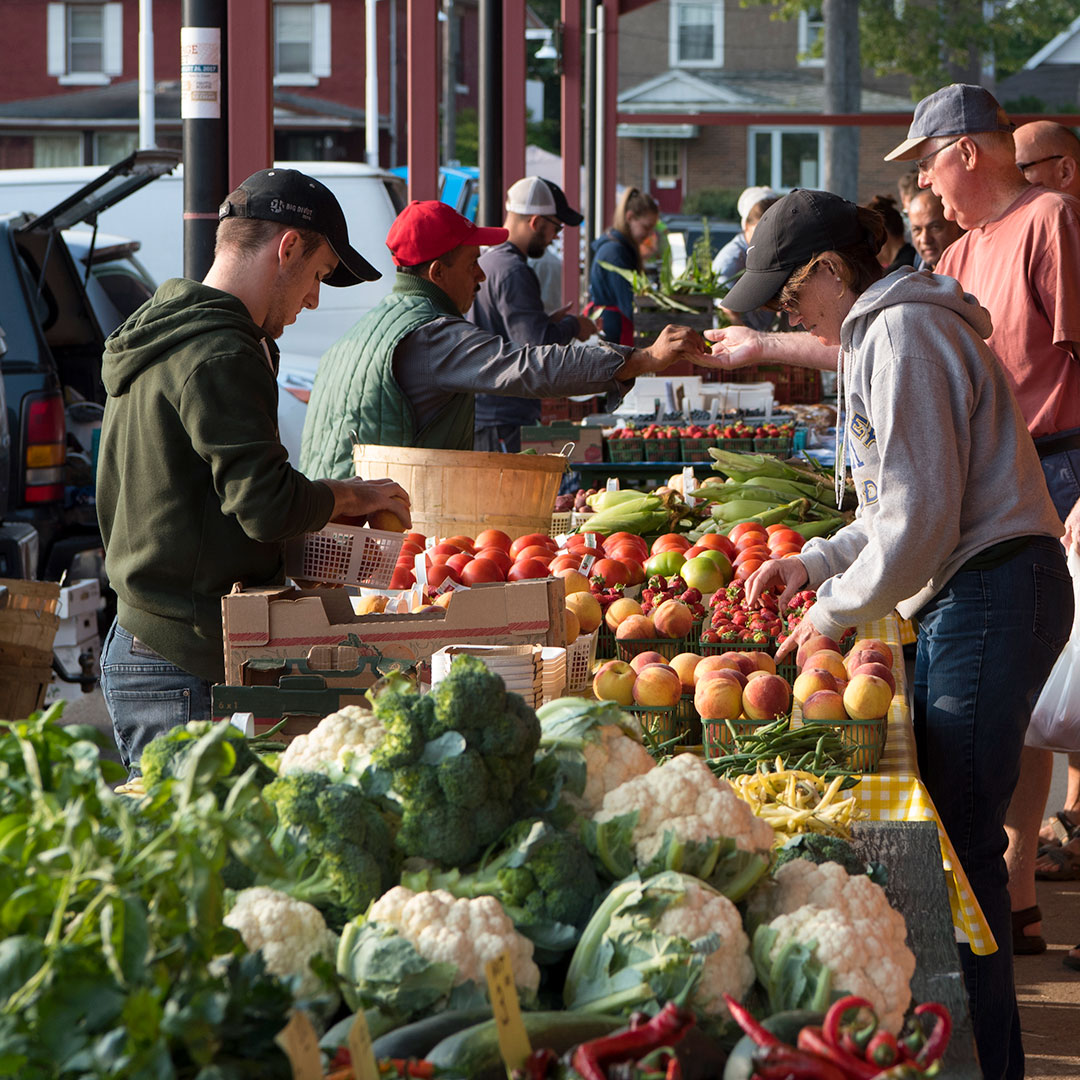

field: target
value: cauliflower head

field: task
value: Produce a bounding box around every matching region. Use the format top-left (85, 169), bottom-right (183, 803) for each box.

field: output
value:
top-left (587, 754), bottom-right (774, 899)
top-left (369, 886), bottom-right (540, 996)
top-left (570, 723), bottom-right (656, 814)
top-left (224, 886), bottom-right (337, 1001)
top-left (278, 705), bottom-right (385, 776)
top-left (564, 871), bottom-right (753, 1023)
top-left (759, 902), bottom-right (916, 1035)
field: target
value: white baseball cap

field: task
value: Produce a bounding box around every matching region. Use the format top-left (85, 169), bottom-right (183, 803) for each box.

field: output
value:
top-left (505, 176), bottom-right (584, 226)
top-left (737, 185), bottom-right (780, 228)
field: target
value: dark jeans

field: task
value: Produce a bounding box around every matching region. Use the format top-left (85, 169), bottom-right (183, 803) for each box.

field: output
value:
top-left (913, 536), bottom-right (1072, 1080)
top-left (101, 619), bottom-right (213, 776)
top-left (1039, 443), bottom-right (1080, 521)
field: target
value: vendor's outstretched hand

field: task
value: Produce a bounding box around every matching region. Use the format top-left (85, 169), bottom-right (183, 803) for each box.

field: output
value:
top-left (775, 614), bottom-right (818, 663)
top-left (324, 476), bottom-right (412, 529)
top-left (617, 324), bottom-right (708, 378)
top-left (700, 325), bottom-right (768, 370)
top-left (744, 555), bottom-right (808, 614)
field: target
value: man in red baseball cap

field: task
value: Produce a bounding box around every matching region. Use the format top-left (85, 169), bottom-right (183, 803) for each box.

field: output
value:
top-left (301, 200), bottom-right (709, 472)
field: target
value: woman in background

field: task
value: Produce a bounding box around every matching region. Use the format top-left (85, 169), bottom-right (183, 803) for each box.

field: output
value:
top-left (587, 187), bottom-right (659, 345)
top-left (866, 194), bottom-right (917, 273)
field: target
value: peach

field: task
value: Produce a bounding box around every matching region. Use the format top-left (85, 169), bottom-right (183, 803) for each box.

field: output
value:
top-left (652, 599), bottom-right (694, 639)
top-left (592, 660), bottom-right (637, 706)
top-left (698, 667), bottom-right (747, 690)
top-left (803, 650), bottom-right (847, 682)
top-left (633, 663), bottom-right (683, 707)
top-left (696, 654), bottom-right (745, 681)
top-left (796, 634), bottom-right (842, 670)
top-left (669, 652), bottom-right (703, 692)
top-left (604, 596), bottom-right (644, 632)
top-left (630, 650), bottom-right (667, 673)
top-left (845, 647), bottom-right (892, 675)
top-left (742, 673), bottom-right (792, 721)
top-left (716, 651), bottom-right (759, 677)
top-left (563, 607), bottom-right (580, 646)
top-left (557, 568), bottom-right (591, 595)
top-left (850, 661), bottom-right (896, 695)
top-left (745, 669), bottom-right (771, 682)
top-left (844, 673), bottom-right (893, 720)
top-left (751, 652), bottom-right (777, 675)
top-left (792, 667), bottom-right (839, 704)
top-left (615, 614), bottom-right (657, 641)
top-left (565, 591), bottom-right (602, 634)
top-left (802, 689), bottom-right (848, 722)
top-left (848, 638), bottom-right (894, 667)
top-left (694, 673), bottom-right (745, 721)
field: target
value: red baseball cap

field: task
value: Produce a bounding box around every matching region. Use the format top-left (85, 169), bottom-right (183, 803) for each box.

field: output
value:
top-left (386, 200), bottom-right (508, 266)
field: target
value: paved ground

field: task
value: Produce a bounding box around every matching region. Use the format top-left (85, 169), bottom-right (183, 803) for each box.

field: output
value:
top-left (54, 684), bottom-right (1080, 1074)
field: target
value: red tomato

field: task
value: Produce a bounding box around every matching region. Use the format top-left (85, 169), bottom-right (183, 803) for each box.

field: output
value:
top-left (509, 533), bottom-right (557, 559)
top-left (399, 541), bottom-right (424, 557)
top-left (389, 567), bottom-right (414, 589)
top-left (765, 523), bottom-right (788, 535)
top-left (404, 532), bottom-right (426, 547)
top-left (733, 546), bottom-right (770, 568)
top-left (507, 558), bottom-right (551, 581)
top-left (729, 523), bottom-right (768, 545)
top-left (621, 558), bottom-right (646, 586)
top-left (684, 544), bottom-right (709, 560)
top-left (769, 542), bottom-right (804, 558)
top-left (767, 529), bottom-right (804, 549)
top-left (604, 532), bottom-right (649, 558)
top-left (427, 552), bottom-right (453, 566)
top-left (735, 558), bottom-right (764, 582)
top-left (427, 564), bottom-right (461, 588)
top-left (592, 557), bottom-right (630, 588)
top-left (476, 547), bottom-right (513, 575)
top-left (549, 553), bottom-right (583, 573)
top-left (566, 531), bottom-right (606, 552)
top-left (460, 558), bottom-right (505, 585)
top-left (431, 542), bottom-right (462, 556)
top-left (475, 528), bottom-right (512, 553)
top-left (605, 543), bottom-right (646, 565)
top-left (696, 533), bottom-right (737, 560)
top-left (650, 533), bottom-right (692, 555)
top-left (446, 552), bottom-right (474, 575)
top-left (515, 545), bottom-right (556, 565)
top-left (444, 534), bottom-right (476, 554)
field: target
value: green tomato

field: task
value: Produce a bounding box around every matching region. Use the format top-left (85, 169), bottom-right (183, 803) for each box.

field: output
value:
top-left (644, 549), bottom-right (686, 578)
top-left (692, 548), bottom-right (733, 584)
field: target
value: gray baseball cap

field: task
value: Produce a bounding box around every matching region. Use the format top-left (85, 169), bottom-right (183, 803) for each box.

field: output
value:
top-left (884, 83), bottom-right (1014, 162)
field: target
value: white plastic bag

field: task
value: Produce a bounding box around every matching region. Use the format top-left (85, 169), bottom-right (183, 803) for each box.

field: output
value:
top-left (1027, 547), bottom-right (1080, 751)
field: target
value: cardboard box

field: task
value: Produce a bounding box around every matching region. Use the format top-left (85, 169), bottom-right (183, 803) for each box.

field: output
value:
top-left (55, 612), bottom-right (97, 647)
top-left (222, 576), bottom-right (566, 690)
top-left (56, 578), bottom-right (101, 620)
top-left (521, 422), bottom-right (603, 464)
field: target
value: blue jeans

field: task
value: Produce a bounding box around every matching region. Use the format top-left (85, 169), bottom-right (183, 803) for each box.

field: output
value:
top-left (913, 536), bottom-right (1072, 1080)
top-left (1039, 444), bottom-right (1080, 521)
top-left (101, 620), bottom-right (213, 776)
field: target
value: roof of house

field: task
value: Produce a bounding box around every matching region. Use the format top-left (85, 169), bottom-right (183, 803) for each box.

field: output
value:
top-left (617, 69), bottom-right (914, 115)
top-left (0, 80), bottom-right (377, 129)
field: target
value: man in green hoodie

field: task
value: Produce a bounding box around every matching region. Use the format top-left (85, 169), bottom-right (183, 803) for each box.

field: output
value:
top-left (97, 167), bottom-right (410, 774)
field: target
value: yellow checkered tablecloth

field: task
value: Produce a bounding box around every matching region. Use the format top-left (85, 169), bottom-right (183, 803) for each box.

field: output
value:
top-left (851, 616), bottom-right (996, 956)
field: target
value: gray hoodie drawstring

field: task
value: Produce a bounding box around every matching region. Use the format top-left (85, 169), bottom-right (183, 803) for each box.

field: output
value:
top-left (834, 345), bottom-right (847, 510)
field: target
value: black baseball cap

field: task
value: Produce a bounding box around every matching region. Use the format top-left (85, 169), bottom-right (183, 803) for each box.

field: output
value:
top-left (218, 167), bottom-right (380, 287)
top-left (722, 189), bottom-right (866, 312)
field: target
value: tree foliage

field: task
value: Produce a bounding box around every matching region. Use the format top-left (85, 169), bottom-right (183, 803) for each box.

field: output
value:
top-left (742, 0), bottom-right (1078, 101)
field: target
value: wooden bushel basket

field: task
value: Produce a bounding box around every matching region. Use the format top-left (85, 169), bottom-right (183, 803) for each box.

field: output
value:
top-left (0, 579), bottom-right (60, 719)
top-left (352, 443), bottom-right (569, 542)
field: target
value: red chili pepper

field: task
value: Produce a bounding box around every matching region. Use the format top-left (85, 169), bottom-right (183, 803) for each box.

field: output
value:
top-left (570, 1001), bottom-right (696, 1080)
top-left (750, 1044), bottom-right (851, 1080)
top-left (865, 1030), bottom-right (899, 1067)
top-left (913, 1002), bottom-right (952, 1067)
top-left (822, 995), bottom-right (878, 1056)
top-left (666, 1056), bottom-right (682, 1080)
top-left (517, 1049), bottom-right (558, 1080)
top-left (723, 993), bottom-right (780, 1048)
top-left (797, 1025), bottom-right (881, 1080)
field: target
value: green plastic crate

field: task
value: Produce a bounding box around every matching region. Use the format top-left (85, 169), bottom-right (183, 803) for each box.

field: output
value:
top-left (606, 437), bottom-right (644, 462)
top-left (680, 437), bottom-right (716, 462)
top-left (642, 437), bottom-right (681, 462)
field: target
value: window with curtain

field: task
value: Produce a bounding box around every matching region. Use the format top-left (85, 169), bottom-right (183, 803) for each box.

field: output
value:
top-left (68, 3), bottom-right (104, 73)
top-left (34, 134), bottom-right (82, 167)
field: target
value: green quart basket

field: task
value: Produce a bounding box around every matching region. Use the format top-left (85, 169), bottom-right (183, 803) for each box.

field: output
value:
top-left (626, 703), bottom-right (680, 745)
top-left (802, 715), bottom-right (887, 772)
top-left (643, 437), bottom-right (681, 462)
top-left (606, 437), bottom-right (645, 462)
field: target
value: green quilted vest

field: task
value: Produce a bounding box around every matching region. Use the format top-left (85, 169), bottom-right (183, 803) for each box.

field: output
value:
top-left (299, 273), bottom-right (475, 478)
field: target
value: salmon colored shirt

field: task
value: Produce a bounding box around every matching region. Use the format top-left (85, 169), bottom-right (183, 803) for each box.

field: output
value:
top-left (935, 185), bottom-right (1080, 438)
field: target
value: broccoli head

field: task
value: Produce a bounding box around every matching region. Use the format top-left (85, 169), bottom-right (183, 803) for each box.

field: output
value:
top-left (262, 771), bottom-right (397, 929)
top-left (366, 658), bottom-right (542, 867)
top-left (141, 721), bottom-right (276, 800)
top-left (402, 819), bottom-right (601, 956)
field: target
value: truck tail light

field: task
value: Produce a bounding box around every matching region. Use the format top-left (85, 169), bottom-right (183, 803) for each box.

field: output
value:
top-left (23, 392), bottom-right (66, 503)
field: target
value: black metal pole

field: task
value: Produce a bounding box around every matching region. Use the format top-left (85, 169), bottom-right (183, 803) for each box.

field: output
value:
top-left (181, 0), bottom-right (229, 280)
top-left (477, 0), bottom-right (502, 227)
top-left (583, 0), bottom-right (597, 278)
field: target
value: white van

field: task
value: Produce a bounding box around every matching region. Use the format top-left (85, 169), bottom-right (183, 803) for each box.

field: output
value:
top-left (0, 159), bottom-right (406, 458)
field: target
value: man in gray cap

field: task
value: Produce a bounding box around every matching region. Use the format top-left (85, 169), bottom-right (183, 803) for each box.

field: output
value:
top-left (470, 176), bottom-right (597, 452)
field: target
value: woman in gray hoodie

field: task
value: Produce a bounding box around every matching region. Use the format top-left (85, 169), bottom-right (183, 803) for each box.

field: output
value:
top-left (713, 189), bottom-right (1070, 1080)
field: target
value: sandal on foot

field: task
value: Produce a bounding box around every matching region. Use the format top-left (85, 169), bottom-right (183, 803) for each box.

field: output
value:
top-left (1035, 845), bottom-right (1080, 881)
top-left (1064, 946), bottom-right (1080, 973)
top-left (1012, 904), bottom-right (1047, 955)
top-left (1038, 810), bottom-right (1080, 849)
